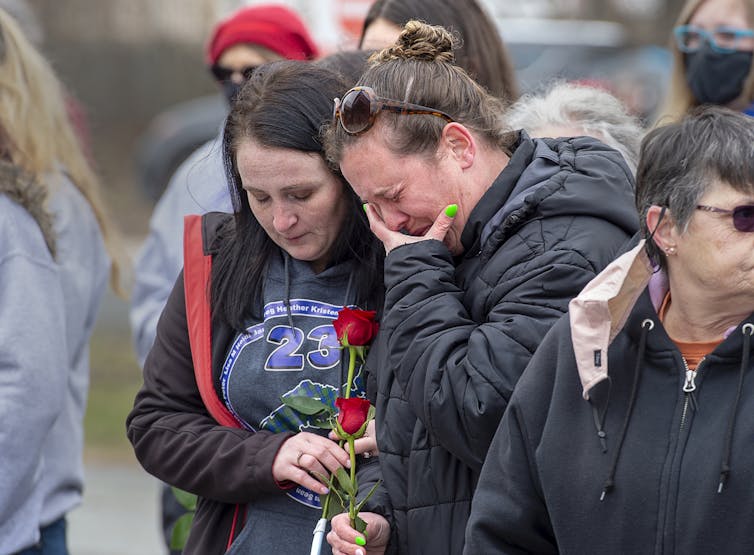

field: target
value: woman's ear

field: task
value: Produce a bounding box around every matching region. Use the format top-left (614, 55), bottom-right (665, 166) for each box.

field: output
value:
top-left (646, 205), bottom-right (678, 254)
top-left (439, 123), bottom-right (475, 169)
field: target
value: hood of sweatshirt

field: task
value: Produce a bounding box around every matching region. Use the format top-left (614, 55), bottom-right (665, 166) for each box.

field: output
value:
top-left (568, 238), bottom-right (654, 399)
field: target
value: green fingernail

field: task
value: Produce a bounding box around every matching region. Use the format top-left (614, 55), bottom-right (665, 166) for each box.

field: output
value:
top-left (362, 203), bottom-right (368, 213)
top-left (355, 536), bottom-right (366, 546)
top-left (445, 204), bottom-right (458, 218)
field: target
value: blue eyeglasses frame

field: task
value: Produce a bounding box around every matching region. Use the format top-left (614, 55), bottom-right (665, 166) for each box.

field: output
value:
top-left (674, 24), bottom-right (754, 54)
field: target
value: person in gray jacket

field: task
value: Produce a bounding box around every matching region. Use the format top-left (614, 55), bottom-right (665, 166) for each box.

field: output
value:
top-left (0, 8), bottom-right (116, 554)
top-left (325, 21), bottom-right (638, 555)
top-left (130, 3), bottom-right (319, 368)
top-left (466, 106), bottom-right (754, 555)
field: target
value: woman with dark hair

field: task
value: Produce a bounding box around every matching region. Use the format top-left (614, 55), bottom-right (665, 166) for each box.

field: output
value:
top-left (359, 0), bottom-right (519, 103)
top-left (127, 61), bottom-right (383, 555)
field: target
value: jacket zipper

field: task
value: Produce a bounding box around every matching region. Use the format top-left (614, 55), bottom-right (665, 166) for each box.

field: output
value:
top-left (660, 355), bottom-right (705, 553)
top-left (679, 357), bottom-right (704, 431)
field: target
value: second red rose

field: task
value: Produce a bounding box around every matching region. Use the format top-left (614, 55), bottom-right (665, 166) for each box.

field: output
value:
top-left (335, 397), bottom-right (371, 436)
top-left (332, 307), bottom-right (379, 346)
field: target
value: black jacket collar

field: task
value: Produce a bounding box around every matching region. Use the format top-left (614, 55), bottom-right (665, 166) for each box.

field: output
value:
top-left (460, 131), bottom-right (535, 257)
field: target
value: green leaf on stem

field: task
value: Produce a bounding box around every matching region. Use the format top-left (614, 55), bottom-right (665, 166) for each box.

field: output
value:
top-left (309, 416), bottom-right (335, 430)
top-left (352, 419), bottom-right (369, 439)
top-left (325, 492), bottom-right (346, 519)
top-left (353, 515), bottom-right (368, 534)
top-left (335, 467), bottom-right (356, 496)
top-left (171, 487), bottom-right (197, 511)
top-left (170, 512), bottom-right (194, 550)
top-left (311, 471), bottom-right (330, 484)
top-left (281, 395), bottom-right (330, 415)
top-left (355, 480), bottom-right (383, 514)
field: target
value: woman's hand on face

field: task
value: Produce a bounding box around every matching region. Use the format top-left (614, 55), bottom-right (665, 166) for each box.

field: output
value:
top-left (328, 512), bottom-right (390, 555)
top-left (272, 432), bottom-right (351, 494)
top-left (364, 203), bottom-right (457, 254)
top-left (329, 420), bottom-right (378, 458)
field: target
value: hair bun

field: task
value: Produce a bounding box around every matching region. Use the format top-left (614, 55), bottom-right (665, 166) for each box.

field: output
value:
top-left (372, 20), bottom-right (457, 64)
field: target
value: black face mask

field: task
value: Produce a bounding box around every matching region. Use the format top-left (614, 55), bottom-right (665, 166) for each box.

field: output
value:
top-left (221, 81), bottom-right (243, 105)
top-left (684, 46), bottom-right (753, 105)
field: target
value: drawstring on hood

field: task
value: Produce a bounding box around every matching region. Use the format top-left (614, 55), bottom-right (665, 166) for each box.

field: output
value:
top-left (281, 252), bottom-right (361, 397)
top-left (591, 398), bottom-right (609, 454)
top-left (717, 322), bottom-right (754, 493)
top-left (283, 253), bottom-right (295, 332)
top-left (600, 318), bottom-right (654, 501)
top-left (570, 238), bottom-right (754, 500)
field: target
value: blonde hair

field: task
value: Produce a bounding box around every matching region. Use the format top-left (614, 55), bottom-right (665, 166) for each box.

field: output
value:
top-left (0, 8), bottom-right (124, 293)
top-left (657, 0), bottom-right (754, 124)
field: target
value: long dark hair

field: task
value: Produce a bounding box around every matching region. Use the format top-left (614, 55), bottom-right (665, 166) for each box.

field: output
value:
top-left (212, 61), bottom-right (384, 331)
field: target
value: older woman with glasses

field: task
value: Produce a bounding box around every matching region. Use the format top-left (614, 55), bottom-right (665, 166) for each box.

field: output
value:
top-left (658, 0), bottom-right (754, 121)
top-left (325, 21), bottom-right (638, 555)
top-left (466, 106), bottom-right (754, 555)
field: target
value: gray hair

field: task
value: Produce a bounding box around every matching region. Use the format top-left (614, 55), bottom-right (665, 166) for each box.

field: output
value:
top-left (505, 82), bottom-right (644, 174)
top-left (636, 106), bottom-right (754, 267)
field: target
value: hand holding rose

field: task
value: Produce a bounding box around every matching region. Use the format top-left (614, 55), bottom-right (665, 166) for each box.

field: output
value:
top-left (328, 511), bottom-right (390, 555)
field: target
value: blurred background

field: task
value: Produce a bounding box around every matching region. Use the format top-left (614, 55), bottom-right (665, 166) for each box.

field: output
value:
top-left (18, 0), bottom-right (684, 552)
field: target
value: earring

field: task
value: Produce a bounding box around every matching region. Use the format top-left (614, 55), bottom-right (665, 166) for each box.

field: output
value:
top-left (665, 246), bottom-right (677, 255)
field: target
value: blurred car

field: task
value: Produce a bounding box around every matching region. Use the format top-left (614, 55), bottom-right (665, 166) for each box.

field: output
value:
top-left (134, 18), bottom-right (670, 203)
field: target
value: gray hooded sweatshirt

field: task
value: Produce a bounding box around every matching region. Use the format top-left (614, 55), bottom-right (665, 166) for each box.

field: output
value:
top-left (0, 169), bottom-right (108, 552)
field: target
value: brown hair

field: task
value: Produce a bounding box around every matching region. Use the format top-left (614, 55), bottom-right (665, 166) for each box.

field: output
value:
top-left (327, 21), bottom-right (516, 164)
top-left (359, 0), bottom-right (518, 103)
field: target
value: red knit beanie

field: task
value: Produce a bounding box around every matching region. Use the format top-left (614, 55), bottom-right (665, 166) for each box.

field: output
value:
top-left (207, 4), bottom-right (319, 64)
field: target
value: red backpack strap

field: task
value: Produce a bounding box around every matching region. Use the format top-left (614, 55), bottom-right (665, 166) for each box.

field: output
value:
top-left (183, 214), bottom-right (242, 428)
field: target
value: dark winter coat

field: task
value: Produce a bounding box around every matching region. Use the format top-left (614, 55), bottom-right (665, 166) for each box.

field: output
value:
top-left (363, 132), bottom-right (639, 554)
top-left (465, 239), bottom-right (754, 555)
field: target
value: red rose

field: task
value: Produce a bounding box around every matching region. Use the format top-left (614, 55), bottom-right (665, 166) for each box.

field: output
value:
top-left (332, 307), bottom-right (379, 346)
top-left (335, 397), bottom-right (371, 436)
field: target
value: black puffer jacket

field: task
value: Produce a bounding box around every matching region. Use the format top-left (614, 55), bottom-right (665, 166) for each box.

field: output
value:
top-left (363, 132), bottom-right (639, 554)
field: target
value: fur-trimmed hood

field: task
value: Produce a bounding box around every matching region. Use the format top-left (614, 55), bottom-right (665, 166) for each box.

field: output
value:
top-left (0, 160), bottom-right (55, 257)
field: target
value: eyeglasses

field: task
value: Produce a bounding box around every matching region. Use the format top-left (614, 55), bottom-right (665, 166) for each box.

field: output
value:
top-left (674, 25), bottom-right (754, 54)
top-left (210, 64), bottom-right (258, 82)
top-left (333, 86), bottom-right (454, 135)
top-left (696, 204), bottom-right (754, 231)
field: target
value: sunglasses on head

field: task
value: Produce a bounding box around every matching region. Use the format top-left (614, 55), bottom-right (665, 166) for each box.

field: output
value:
top-left (333, 86), bottom-right (454, 135)
top-left (210, 64), bottom-right (258, 83)
top-left (697, 204), bottom-right (754, 232)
